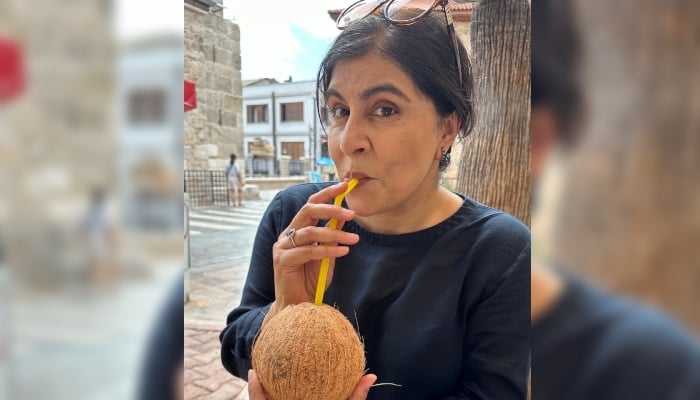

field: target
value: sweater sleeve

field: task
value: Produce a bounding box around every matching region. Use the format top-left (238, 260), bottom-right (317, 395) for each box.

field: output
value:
top-left (219, 192), bottom-right (285, 379)
top-left (446, 239), bottom-right (531, 399)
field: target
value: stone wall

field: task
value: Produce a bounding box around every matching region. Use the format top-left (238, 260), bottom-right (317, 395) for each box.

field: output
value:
top-left (184, 8), bottom-right (243, 171)
top-left (1, 0), bottom-right (114, 222)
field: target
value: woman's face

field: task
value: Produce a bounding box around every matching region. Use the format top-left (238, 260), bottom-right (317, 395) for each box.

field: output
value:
top-left (325, 52), bottom-right (457, 218)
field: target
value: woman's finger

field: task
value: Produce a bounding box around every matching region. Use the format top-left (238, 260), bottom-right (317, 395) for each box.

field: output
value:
top-left (247, 370), bottom-right (269, 400)
top-left (282, 182), bottom-right (353, 228)
top-left (275, 244), bottom-right (350, 268)
top-left (283, 203), bottom-right (355, 234)
top-left (278, 226), bottom-right (359, 250)
top-left (348, 374), bottom-right (377, 400)
top-left (307, 181), bottom-right (349, 204)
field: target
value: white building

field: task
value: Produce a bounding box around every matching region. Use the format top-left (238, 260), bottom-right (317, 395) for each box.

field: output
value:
top-left (242, 79), bottom-right (327, 176)
top-left (118, 37), bottom-right (183, 232)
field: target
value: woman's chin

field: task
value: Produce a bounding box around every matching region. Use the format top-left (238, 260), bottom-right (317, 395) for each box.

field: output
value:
top-left (345, 200), bottom-right (376, 218)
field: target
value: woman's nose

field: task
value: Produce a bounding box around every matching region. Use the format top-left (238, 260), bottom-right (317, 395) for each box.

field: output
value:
top-left (338, 115), bottom-right (369, 156)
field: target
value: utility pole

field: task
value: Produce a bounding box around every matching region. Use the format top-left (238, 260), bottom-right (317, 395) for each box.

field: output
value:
top-left (312, 96), bottom-right (318, 169)
top-left (271, 91), bottom-right (277, 175)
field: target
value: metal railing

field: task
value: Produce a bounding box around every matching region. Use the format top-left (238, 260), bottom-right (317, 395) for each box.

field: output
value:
top-left (289, 160), bottom-right (304, 176)
top-left (184, 170), bottom-right (229, 207)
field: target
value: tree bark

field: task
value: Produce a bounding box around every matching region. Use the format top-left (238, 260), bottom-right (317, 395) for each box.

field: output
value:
top-left (456, 0), bottom-right (531, 226)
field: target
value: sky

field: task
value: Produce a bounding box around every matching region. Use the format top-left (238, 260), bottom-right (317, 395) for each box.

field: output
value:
top-left (114, 0), bottom-right (347, 82)
top-left (114, 0), bottom-right (184, 42)
top-left (223, 0), bottom-right (347, 82)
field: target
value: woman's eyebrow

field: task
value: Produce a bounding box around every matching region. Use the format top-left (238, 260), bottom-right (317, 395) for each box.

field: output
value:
top-left (325, 88), bottom-right (346, 102)
top-left (326, 84), bottom-right (411, 103)
top-left (361, 84), bottom-right (410, 102)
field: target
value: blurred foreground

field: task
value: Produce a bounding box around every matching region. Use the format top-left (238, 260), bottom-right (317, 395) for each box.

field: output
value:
top-left (532, 0), bottom-right (700, 398)
top-left (1, 0), bottom-right (183, 398)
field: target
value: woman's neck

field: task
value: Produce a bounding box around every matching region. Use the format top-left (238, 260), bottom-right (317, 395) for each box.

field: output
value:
top-left (354, 185), bottom-right (463, 235)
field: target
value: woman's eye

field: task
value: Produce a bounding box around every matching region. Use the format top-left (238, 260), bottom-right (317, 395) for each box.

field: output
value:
top-left (373, 106), bottom-right (397, 117)
top-left (329, 107), bottom-right (349, 119)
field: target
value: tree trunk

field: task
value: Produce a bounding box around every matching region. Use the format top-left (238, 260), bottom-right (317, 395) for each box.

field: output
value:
top-left (456, 0), bottom-right (531, 226)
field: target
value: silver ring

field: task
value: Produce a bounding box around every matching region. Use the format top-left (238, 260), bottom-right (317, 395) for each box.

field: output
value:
top-left (286, 228), bottom-right (299, 248)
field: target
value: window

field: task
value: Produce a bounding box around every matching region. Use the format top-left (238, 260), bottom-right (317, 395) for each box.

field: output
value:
top-left (128, 88), bottom-right (166, 126)
top-left (281, 141), bottom-right (304, 159)
top-left (246, 104), bottom-right (268, 123)
top-left (281, 102), bottom-right (303, 122)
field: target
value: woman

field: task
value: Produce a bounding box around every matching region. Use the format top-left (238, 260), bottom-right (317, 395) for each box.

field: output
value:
top-left (226, 153), bottom-right (244, 207)
top-left (220, 4), bottom-right (530, 399)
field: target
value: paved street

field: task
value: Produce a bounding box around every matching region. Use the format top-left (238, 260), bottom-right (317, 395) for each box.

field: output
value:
top-left (184, 190), bottom-right (278, 400)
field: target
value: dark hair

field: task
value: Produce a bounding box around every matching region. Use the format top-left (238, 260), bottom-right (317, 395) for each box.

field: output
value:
top-left (316, 13), bottom-right (475, 171)
top-left (230, 153), bottom-right (237, 165)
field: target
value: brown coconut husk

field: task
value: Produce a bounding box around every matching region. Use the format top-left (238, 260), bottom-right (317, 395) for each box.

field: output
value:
top-left (251, 303), bottom-right (365, 400)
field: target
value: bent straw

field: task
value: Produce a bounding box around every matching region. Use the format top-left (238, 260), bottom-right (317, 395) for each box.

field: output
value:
top-left (314, 178), bottom-right (359, 305)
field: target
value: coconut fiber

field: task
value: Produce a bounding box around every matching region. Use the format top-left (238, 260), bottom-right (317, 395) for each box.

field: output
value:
top-left (252, 303), bottom-right (365, 400)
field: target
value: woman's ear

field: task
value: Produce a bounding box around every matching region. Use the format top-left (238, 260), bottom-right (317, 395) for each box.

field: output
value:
top-left (439, 112), bottom-right (461, 150)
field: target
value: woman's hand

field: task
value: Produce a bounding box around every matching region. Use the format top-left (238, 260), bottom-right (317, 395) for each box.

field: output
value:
top-left (248, 370), bottom-right (377, 400)
top-left (268, 182), bottom-right (359, 318)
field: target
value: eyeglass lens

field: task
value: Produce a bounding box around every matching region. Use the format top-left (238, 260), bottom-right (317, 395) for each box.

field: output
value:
top-left (385, 0), bottom-right (440, 21)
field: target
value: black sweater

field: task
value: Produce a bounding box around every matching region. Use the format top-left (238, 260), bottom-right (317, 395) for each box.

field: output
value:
top-left (220, 183), bottom-right (531, 400)
top-left (532, 273), bottom-right (700, 400)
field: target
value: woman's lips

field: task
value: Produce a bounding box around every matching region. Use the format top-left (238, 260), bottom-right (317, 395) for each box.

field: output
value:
top-left (345, 173), bottom-right (372, 186)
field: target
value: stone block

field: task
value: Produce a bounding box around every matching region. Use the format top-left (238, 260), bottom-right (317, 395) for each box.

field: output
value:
top-left (213, 15), bottom-right (227, 32)
top-left (215, 77), bottom-right (232, 93)
top-left (208, 93), bottom-right (223, 109)
top-left (202, 144), bottom-right (219, 157)
top-left (206, 108), bottom-right (220, 124)
top-left (197, 127), bottom-right (209, 141)
top-left (214, 63), bottom-right (233, 78)
top-left (221, 111), bottom-right (237, 127)
top-left (202, 44), bottom-right (214, 62)
top-left (203, 70), bottom-right (216, 88)
top-left (217, 35), bottom-right (236, 52)
top-left (227, 22), bottom-right (240, 39)
top-left (193, 144), bottom-right (217, 160)
top-left (213, 47), bottom-right (231, 65)
top-left (220, 127), bottom-right (236, 142)
top-left (223, 95), bottom-right (240, 110)
top-left (208, 159), bottom-right (227, 170)
top-left (233, 77), bottom-right (242, 93)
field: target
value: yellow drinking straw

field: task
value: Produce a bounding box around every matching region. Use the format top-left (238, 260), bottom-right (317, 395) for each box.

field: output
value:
top-left (314, 178), bottom-right (359, 305)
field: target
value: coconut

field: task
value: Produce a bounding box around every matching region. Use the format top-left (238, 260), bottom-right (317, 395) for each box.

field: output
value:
top-left (251, 303), bottom-right (365, 400)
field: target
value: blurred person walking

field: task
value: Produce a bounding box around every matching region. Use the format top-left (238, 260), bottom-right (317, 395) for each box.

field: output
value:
top-left (83, 187), bottom-right (118, 289)
top-left (226, 153), bottom-right (244, 207)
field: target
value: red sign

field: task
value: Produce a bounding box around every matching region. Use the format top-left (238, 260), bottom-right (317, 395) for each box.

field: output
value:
top-left (0, 37), bottom-right (24, 103)
top-left (184, 79), bottom-right (196, 112)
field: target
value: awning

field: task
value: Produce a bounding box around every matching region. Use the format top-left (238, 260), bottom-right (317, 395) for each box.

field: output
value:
top-left (0, 37), bottom-right (25, 104)
top-left (184, 79), bottom-right (197, 112)
top-left (316, 157), bottom-right (334, 167)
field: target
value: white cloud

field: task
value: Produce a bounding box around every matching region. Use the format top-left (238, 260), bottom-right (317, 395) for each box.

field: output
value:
top-left (115, 0), bottom-right (349, 80)
top-left (224, 0), bottom-right (347, 81)
top-left (115, 0), bottom-right (183, 42)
